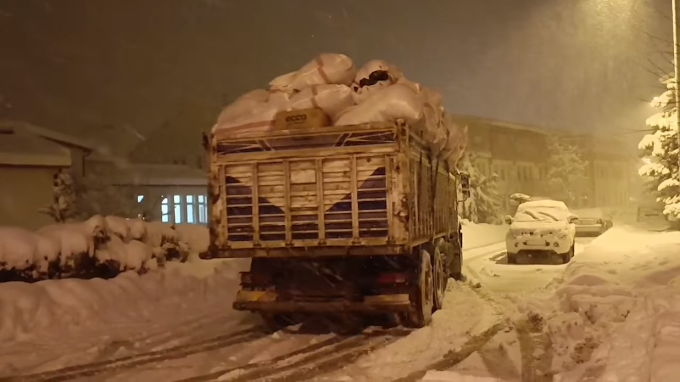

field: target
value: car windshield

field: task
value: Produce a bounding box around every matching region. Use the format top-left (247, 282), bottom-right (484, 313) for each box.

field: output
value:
top-left (514, 207), bottom-right (569, 222)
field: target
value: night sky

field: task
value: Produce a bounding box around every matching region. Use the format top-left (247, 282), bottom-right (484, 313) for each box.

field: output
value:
top-left (0, 0), bottom-right (672, 162)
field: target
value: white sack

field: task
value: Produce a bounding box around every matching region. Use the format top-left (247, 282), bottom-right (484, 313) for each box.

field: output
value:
top-left (216, 89), bottom-right (270, 126)
top-left (419, 87), bottom-right (445, 143)
top-left (352, 59), bottom-right (398, 104)
top-left (334, 84), bottom-right (423, 126)
top-left (270, 54), bottom-right (356, 91)
top-left (269, 72), bottom-right (298, 93)
top-left (211, 92), bottom-right (290, 136)
top-left (355, 59), bottom-right (391, 83)
top-left (351, 81), bottom-right (392, 104)
top-left (289, 84), bottom-right (354, 121)
top-left (445, 122), bottom-right (469, 167)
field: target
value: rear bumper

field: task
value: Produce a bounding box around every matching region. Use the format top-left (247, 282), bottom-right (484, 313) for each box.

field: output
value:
top-left (232, 290), bottom-right (412, 313)
top-left (575, 224), bottom-right (604, 234)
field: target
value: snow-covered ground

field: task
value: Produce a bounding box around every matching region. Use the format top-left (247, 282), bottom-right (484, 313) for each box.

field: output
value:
top-left (3, 221), bottom-right (678, 381)
top-left (461, 220), bottom-right (507, 249)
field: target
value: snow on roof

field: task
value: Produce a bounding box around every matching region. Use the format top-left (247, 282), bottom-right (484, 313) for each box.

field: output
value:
top-left (109, 163), bottom-right (207, 186)
top-left (0, 126), bottom-right (71, 167)
top-left (0, 120), bottom-right (95, 150)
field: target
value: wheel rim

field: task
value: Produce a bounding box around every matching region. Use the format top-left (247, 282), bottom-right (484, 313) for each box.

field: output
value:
top-left (422, 252), bottom-right (434, 314)
top-left (433, 248), bottom-right (445, 307)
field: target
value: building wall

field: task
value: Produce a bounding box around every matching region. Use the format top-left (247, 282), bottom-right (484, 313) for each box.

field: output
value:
top-left (455, 115), bottom-right (635, 214)
top-left (0, 165), bottom-right (59, 229)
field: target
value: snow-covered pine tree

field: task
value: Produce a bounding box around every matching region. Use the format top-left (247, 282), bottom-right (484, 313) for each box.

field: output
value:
top-left (545, 135), bottom-right (589, 207)
top-left (40, 169), bottom-right (78, 222)
top-left (638, 75), bottom-right (680, 222)
top-left (458, 153), bottom-right (501, 223)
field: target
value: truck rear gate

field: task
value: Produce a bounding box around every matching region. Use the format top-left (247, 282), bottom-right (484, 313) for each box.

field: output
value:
top-left (207, 121), bottom-right (465, 328)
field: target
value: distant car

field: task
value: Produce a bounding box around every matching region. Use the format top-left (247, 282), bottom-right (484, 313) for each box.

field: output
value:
top-left (572, 209), bottom-right (613, 237)
top-left (504, 200), bottom-right (578, 264)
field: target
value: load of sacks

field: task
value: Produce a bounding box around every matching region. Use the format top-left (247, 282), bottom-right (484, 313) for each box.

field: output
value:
top-left (212, 53), bottom-right (468, 168)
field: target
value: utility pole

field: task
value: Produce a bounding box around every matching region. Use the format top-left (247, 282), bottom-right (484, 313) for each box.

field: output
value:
top-left (674, 0), bottom-right (680, 176)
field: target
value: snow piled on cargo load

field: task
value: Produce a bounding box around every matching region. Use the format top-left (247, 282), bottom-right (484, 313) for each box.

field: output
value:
top-left (512, 225), bottom-right (680, 381)
top-left (0, 258), bottom-right (248, 346)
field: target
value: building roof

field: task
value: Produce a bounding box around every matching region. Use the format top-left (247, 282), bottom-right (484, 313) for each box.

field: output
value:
top-left (0, 120), bottom-right (96, 151)
top-left (0, 125), bottom-right (71, 167)
top-left (106, 162), bottom-right (207, 186)
top-left (449, 114), bottom-right (554, 136)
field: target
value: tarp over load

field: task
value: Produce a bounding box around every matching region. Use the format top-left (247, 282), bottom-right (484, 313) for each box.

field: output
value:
top-left (211, 53), bottom-right (468, 169)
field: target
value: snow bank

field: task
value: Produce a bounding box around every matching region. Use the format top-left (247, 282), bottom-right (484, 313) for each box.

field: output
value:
top-left (517, 225), bottom-right (680, 381)
top-left (0, 258), bottom-right (248, 343)
top-left (0, 217), bottom-right (210, 282)
top-left (460, 219), bottom-right (507, 249)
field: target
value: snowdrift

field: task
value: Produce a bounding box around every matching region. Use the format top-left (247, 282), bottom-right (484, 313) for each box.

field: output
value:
top-left (0, 217), bottom-right (211, 283)
top-left (515, 226), bottom-right (680, 381)
top-left (0, 259), bottom-right (248, 343)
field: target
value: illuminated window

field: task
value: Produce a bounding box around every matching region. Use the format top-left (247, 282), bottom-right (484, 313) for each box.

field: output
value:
top-left (161, 197), bottom-right (170, 223)
top-left (173, 195), bottom-right (182, 223)
top-left (186, 195), bottom-right (195, 224)
top-left (198, 195), bottom-right (208, 224)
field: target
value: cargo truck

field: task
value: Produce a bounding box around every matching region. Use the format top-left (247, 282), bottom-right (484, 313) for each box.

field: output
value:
top-left (205, 118), bottom-right (470, 329)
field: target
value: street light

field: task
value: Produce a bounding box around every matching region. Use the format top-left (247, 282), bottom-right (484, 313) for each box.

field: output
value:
top-left (674, 0), bottom-right (680, 177)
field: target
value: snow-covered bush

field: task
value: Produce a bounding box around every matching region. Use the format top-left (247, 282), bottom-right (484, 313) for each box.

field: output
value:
top-left (458, 153), bottom-right (501, 223)
top-left (638, 75), bottom-right (680, 223)
top-left (39, 169), bottom-right (78, 223)
top-left (0, 216), bottom-right (202, 283)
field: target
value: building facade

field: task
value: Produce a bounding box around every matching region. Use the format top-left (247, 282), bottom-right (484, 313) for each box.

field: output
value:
top-left (451, 115), bottom-right (635, 214)
top-left (0, 121), bottom-right (93, 229)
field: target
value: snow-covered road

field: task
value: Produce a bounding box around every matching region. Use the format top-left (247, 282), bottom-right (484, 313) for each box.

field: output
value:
top-left (5, 223), bottom-right (679, 381)
top-left (463, 237), bottom-right (596, 293)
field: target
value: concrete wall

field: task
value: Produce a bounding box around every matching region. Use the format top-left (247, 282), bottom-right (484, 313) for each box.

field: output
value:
top-left (0, 165), bottom-right (59, 229)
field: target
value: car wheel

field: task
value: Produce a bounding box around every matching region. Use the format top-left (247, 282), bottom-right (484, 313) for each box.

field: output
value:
top-left (507, 252), bottom-right (517, 264)
top-left (561, 242), bottom-right (575, 264)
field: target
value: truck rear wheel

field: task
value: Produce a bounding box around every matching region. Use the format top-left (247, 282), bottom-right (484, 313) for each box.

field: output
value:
top-left (433, 245), bottom-right (448, 310)
top-left (403, 250), bottom-right (434, 328)
top-left (444, 240), bottom-right (463, 281)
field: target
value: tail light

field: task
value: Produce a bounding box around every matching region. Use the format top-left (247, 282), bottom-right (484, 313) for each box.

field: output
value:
top-left (377, 272), bottom-right (409, 285)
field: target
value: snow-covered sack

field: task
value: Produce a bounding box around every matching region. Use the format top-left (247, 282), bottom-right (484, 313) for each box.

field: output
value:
top-left (213, 91), bottom-right (289, 137)
top-left (211, 53), bottom-right (469, 167)
top-left (334, 83), bottom-right (423, 126)
top-left (288, 84), bottom-right (354, 121)
top-left (270, 53), bottom-right (356, 91)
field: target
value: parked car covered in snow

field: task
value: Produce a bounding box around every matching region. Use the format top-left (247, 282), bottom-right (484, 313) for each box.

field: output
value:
top-left (571, 208), bottom-right (613, 236)
top-left (504, 200), bottom-right (578, 264)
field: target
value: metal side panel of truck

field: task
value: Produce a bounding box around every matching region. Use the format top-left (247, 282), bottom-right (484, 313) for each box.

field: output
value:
top-left (206, 119), bottom-right (464, 329)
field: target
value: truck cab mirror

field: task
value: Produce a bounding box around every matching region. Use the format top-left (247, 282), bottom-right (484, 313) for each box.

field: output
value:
top-left (504, 215), bottom-right (513, 225)
top-left (459, 172), bottom-right (471, 201)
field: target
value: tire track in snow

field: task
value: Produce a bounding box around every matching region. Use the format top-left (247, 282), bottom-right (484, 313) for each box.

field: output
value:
top-left (515, 316), bottom-right (554, 382)
top-left (390, 321), bottom-right (507, 382)
top-left (0, 326), bottom-right (265, 382)
top-left (177, 328), bottom-right (412, 382)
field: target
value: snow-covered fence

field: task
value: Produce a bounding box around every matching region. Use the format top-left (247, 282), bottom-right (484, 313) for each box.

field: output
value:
top-left (0, 217), bottom-right (209, 283)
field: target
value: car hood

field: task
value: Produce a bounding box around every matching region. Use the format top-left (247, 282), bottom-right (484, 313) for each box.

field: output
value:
top-left (509, 221), bottom-right (570, 236)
